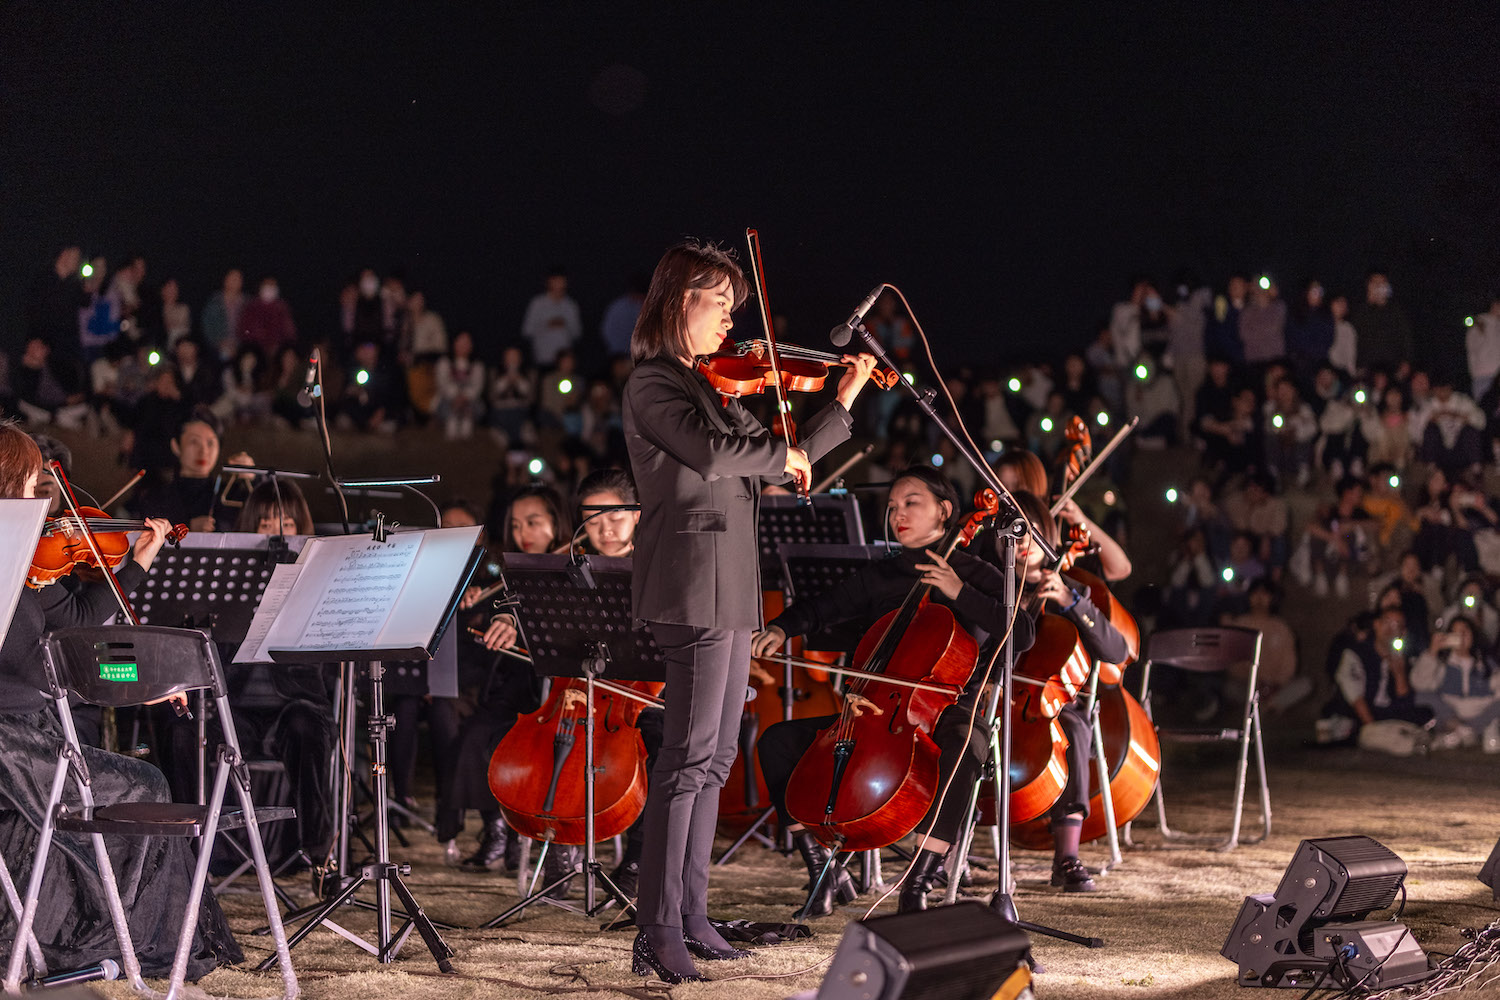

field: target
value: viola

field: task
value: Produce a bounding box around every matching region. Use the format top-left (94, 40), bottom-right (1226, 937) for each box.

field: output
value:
top-left (785, 490), bottom-right (999, 852)
top-left (487, 676), bottom-right (664, 846)
top-left (697, 340), bottom-right (901, 398)
top-left (28, 507), bottom-right (189, 589)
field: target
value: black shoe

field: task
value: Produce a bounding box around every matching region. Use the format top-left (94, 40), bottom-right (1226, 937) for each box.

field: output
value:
top-left (541, 843), bottom-right (581, 899)
top-left (898, 848), bottom-right (945, 913)
top-left (684, 932), bottom-right (751, 961)
top-left (632, 930), bottom-right (704, 984)
top-left (1050, 856), bottom-right (1098, 893)
top-left (459, 818), bottom-right (508, 872)
top-left (503, 830), bottom-right (524, 872)
top-left (792, 831), bottom-right (857, 919)
top-left (610, 859), bottom-right (640, 899)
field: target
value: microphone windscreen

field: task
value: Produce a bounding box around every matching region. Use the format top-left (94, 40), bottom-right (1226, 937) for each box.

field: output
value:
top-left (829, 323), bottom-right (853, 348)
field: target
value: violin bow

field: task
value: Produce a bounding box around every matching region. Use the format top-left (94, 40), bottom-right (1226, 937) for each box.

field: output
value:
top-left (1048, 416), bottom-right (1138, 518)
top-left (744, 229), bottom-right (810, 503)
top-left (48, 461), bottom-right (142, 626)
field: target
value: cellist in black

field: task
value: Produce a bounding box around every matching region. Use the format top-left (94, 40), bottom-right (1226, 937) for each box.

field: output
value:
top-left (753, 466), bottom-right (1031, 914)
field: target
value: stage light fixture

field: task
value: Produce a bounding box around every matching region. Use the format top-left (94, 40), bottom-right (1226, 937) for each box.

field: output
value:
top-left (1222, 835), bottom-right (1429, 990)
top-left (814, 902), bottom-right (1033, 1000)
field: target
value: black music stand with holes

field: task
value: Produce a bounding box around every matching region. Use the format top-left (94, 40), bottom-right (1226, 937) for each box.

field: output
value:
top-left (714, 539), bottom-right (886, 868)
top-left (476, 552), bottom-right (666, 928)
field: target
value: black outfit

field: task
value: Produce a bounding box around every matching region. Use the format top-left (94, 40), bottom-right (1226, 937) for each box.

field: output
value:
top-left (0, 563), bottom-right (241, 978)
top-left (756, 546), bottom-right (1035, 845)
top-left (133, 471), bottom-right (240, 530)
top-left (621, 357), bottom-right (852, 940)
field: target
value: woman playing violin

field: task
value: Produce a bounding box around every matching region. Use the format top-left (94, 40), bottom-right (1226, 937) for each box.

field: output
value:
top-left (0, 422), bottom-right (242, 978)
top-left (1012, 489), bottom-right (1130, 892)
top-left (621, 239), bottom-right (876, 983)
top-left (751, 466), bottom-right (1029, 915)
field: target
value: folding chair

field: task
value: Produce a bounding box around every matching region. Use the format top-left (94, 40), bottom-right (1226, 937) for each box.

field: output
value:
top-left (1134, 625), bottom-right (1270, 852)
top-left (2, 625), bottom-right (298, 1000)
top-left (0, 847), bottom-right (46, 982)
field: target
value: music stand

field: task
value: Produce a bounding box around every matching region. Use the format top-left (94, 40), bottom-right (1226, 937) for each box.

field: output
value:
top-left (478, 552), bottom-right (666, 928)
top-left (714, 534), bottom-right (880, 868)
top-left (248, 522), bottom-right (482, 973)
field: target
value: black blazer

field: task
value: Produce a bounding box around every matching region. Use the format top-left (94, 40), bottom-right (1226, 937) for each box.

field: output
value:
top-left (622, 358), bottom-right (853, 630)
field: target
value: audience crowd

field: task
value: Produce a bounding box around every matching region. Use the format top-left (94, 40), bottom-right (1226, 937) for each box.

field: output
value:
top-left (10, 247), bottom-right (1500, 756)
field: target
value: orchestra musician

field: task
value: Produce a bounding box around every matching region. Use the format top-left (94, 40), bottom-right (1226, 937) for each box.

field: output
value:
top-left (0, 422), bottom-right (242, 978)
top-left (436, 485), bottom-right (564, 871)
top-left (1010, 488), bottom-right (1130, 892)
top-left (620, 240), bottom-right (876, 982)
top-left (751, 467), bottom-right (1030, 915)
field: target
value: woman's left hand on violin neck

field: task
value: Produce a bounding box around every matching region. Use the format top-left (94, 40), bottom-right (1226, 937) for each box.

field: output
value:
top-left (834, 353), bottom-right (879, 410)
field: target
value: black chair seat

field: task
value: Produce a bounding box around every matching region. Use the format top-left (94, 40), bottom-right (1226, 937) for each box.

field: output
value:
top-left (56, 803), bottom-right (295, 837)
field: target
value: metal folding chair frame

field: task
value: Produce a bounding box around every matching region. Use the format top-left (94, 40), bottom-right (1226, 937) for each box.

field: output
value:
top-left (2, 626), bottom-right (299, 1000)
top-left (1132, 626), bottom-right (1271, 852)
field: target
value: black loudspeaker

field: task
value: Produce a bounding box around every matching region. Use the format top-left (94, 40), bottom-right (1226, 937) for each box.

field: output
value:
top-left (1480, 836), bottom-right (1500, 901)
top-left (1222, 835), bottom-right (1429, 990)
top-left (817, 902), bottom-right (1034, 1000)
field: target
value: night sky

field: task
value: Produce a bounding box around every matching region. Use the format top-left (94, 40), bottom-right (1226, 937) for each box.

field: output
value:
top-left (4, 3), bottom-right (1498, 370)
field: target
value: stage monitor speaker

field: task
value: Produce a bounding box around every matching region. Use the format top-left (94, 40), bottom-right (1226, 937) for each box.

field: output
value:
top-left (1222, 835), bottom-right (1428, 990)
top-left (1480, 835), bottom-right (1500, 901)
top-left (816, 901), bottom-right (1033, 1000)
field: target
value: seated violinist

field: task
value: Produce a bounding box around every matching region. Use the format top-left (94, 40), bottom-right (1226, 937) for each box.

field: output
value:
top-left (1011, 489), bottom-right (1131, 892)
top-left (752, 466), bottom-right (1032, 915)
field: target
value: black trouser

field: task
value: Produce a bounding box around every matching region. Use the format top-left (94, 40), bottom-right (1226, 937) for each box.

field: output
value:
top-left (635, 624), bottom-right (751, 931)
top-left (621, 706), bottom-right (664, 863)
top-left (390, 695), bottom-right (461, 805)
top-left (757, 703), bottom-right (992, 846)
top-left (1050, 702), bottom-right (1093, 821)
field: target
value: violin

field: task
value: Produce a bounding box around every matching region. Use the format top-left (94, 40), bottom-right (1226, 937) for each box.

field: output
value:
top-left (785, 489), bottom-right (999, 851)
top-left (696, 339), bottom-right (901, 398)
top-left (487, 676), bottom-right (664, 846)
top-left (28, 507), bottom-right (189, 589)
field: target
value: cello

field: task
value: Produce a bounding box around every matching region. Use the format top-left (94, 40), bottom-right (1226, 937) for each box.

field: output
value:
top-left (785, 490), bottom-right (999, 852)
top-left (487, 676), bottom-right (663, 846)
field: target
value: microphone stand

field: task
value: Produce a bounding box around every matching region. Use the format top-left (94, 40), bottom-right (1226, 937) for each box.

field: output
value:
top-left (840, 321), bottom-right (1103, 948)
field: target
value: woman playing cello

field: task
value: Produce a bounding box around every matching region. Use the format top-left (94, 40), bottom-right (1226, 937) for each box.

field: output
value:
top-left (622, 240), bottom-right (876, 983)
top-left (751, 466), bottom-right (1030, 915)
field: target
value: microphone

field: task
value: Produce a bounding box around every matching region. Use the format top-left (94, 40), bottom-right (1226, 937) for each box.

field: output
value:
top-left (296, 349), bottom-right (321, 407)
top-left (33, 957), bottom-right (121, 989)
top-left (829, 284), bottom-right (886, 347)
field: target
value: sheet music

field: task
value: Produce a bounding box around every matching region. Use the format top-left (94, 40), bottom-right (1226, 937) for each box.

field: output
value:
top-left (233, 562), bottom-right (303, 664)
top-left (298, 532), bottom-right (422, 650)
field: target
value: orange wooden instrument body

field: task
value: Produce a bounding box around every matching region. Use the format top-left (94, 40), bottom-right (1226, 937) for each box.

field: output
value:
top-left (1067, 566), bottom-right (1138, 685)
top-left (720, 590), bottom-right (841, 820)
top-left (785, 492), bottom-right (998, 852)
top-left (487, 677), bottom-right (663, 845)
top-left (28, 507), bottom-right (188, 588)
top-left (697, 340), bottom-right (900, 398)
top-left (1010, 684), bottom-right (1160, 850)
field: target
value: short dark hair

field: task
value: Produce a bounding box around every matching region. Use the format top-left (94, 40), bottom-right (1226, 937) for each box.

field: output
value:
top-left (236, 480), bottom-right (314, 535)
top-left (631, 240), bottom-right (749, 363)
top-left (29, 433), bottom-right (72, 477)
top-left (576, 468), bottom-right (637, 509)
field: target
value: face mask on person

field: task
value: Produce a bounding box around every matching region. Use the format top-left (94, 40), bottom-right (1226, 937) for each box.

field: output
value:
top-left (1145, 294), bottom-right (1163, 312)
top-left (360, 276), bottom-right (379, 297)
top-left (260, 285), bottom-right (279, 303)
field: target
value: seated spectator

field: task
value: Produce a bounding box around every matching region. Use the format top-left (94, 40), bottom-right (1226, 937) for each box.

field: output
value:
top-left (1318, 606), bottom-right (1432, 743)
top-left (1024, 389), bottom-right (1071, 463)
top-left (1411, 617), bottom-right (1500, 753)
top-left (1413, 467), bottom-right (1481, 580)
top-left (1361, 463), bottom-right (1416, 554)
top-left (1056, 351), bottom-right (1098, 418)
top-left (1222, 473), bottom-right (1289, 572)
top-left (1365, 384), bottom-right (1412, 469)
top-left (338, 341), bottom-right (404, 433)
top-left (1181, 476), bottom-right (1234, 564)
top-left (270, 344), bottom-right (314, 428)
top-left (13, 336), bottom-right (88, 429)
top-left (132, 405), bottom-right (253, 531)
top-left (238, 276), bottom-right (296, 364)
top-left (1217, 532), bottom-right (1266, 612)
top-left (1083, 322), bottom-right (1123, 410)
top-left (1375, 580), bottom-right (1430, 658)
top-left (1286, 279), bottom-right (1336, 386)
top-left (1262, 376), bottom-right (1317, 489)
top-left (434, 330), bottom-right (486, 440)
top-left (201, 268), bottom-right (245, 361)
top-left (1312, 368), bottom-right (1368, 480)
top-left (1292, 475), bottom-right (1375, 598)
top-left (1415, 374), bottom-right (1486, 477)
top-left (1328, 293), bottom-right (1357, 377)
top-left (123, 364), bottom-right (190, 474)
top-left (1436, 574), bottom-right (1500, 650)
top-left (172, 336), bottom-right (222, 409)
top-left (1222, 577), bottom-right (1305, 711)
top-left (1369, 551), bottom-right (1444, 641)
top-left (487, 344), bottom-right (537, 448)
top-left (1163, 526), bottom-right (1219, 627)
top-left (1200, 385), bottom-right (1261, 480)
top-left (1124, 350), bottom-right (1180, 448)
top-left (217, 344), bottom-right (270, 425)
top-left (537, 348), bottom-right (585, 437)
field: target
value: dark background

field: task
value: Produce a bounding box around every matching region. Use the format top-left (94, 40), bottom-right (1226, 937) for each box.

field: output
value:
top-left (3, 3), bottom-right (1498, 370)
